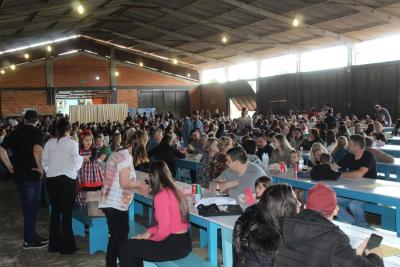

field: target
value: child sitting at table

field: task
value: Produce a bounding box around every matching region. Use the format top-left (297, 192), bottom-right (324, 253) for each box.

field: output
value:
top-left (273, 182), bottom-right (384, 267)
top-left (310, 153), bottom-right (341, 181)
top-left (255, 176), bottom-right (272, 199)
top-left (288, 150), bottom-right (300, 168)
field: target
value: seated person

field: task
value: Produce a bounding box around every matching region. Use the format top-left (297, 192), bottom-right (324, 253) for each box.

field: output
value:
top-left (273, 182), bottom-right (384, 267)
top-left (234, 184), bottom-right (300, 267)
top-left (288, 150), bottom-right (300, 168)
top-left (269, 134), bottom-right (294, 165)
top-left (119, 161), bottom-right (191, 266)
top-left (310, 153), bottom-right (341, 181)
top-left (331, 136), bottom-right (349, 163)
top-left (210, 147), bottom-right (266, 197)
top-left (243, 176), bottom-right (273, 213)
top-left (365, 136), bottom-right (394, 164)
top-left (308, 142), bottom-right (330, 167)
top-left (256, 133), bottom-right (274, 160)
top-left (242, 139), bottom-right (269, 174)
top-left (336, 135), bottom-right (377, 227)
top-left (146, 129), bottom-right (163, 153)
top-left (187, 130), bottom-right (203, 154)
top-left (148, 134), bottom-right (186, 177)
top-left (300, 128), bottom-right (323, 151)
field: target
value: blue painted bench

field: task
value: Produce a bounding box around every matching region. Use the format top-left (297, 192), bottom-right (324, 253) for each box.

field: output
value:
top-left (144, 252), bottom-right (214, 267)
top-left (339, 199), bottom-right (396, 231)
top-left (70, 202), bottom-right (136, 254)
top-left (377, 163), bottom-right (400, 182)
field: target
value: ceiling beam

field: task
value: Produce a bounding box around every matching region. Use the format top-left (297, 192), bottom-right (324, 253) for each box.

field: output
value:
top-left (159, 6), bottom-right (294, 50)
top-left (345, 1), bottom-right (400, 25)
top-left (119, 16), bottom-right (255, 59)
top-left (219, 0), bottom-right (359, 43)
top-left (105, 30), bottom-right (227, 64)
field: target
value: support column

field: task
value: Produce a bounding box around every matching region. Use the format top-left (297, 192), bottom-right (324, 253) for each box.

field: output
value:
top-left (45, 57), bottom-right (55, 105)
top-left (110, 48), bottom-right (118, 104)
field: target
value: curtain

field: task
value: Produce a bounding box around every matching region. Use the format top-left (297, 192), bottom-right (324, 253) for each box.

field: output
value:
top-left (69, 104), bottom-right (128, 123)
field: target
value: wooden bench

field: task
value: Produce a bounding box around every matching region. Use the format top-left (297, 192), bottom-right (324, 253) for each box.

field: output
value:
top-left (144, 252), bottom-right (214, 267)
top-left (339, 199), bottom-right (396, 231)
top-left (70, 202), bottom-right (137, 254)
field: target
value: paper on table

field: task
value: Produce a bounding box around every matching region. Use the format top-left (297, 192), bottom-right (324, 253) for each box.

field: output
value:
top-left (381, 244), bottom-right (400, 258)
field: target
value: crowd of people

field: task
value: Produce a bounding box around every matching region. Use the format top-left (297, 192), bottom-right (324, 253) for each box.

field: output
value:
top-left (0, 103), bottom-right (395, 267)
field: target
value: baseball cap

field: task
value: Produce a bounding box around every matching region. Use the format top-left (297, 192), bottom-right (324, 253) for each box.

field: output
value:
top-left (306, 183), bottom-right (337, 216)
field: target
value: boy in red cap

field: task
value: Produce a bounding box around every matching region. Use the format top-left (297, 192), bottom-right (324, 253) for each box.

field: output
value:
top-left (273, 182), bottom-right (384, 267)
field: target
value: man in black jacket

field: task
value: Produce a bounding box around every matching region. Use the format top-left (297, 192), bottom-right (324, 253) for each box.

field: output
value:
top-left (273, 183), bottom-right (384, 267)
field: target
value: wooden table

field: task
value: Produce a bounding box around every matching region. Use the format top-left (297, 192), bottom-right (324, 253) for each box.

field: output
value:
top-left (217, 215), bottom-right (400, 267)
top-left (272, 170), bottom-right (400, 236)
top-left (379, 145), bottom-right (400, 158)
top-left (175, 155), bottom-right (201, 183)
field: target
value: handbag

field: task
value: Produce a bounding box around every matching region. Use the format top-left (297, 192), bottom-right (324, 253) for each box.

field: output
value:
top-left (197, 203), bottom-right (243, 217)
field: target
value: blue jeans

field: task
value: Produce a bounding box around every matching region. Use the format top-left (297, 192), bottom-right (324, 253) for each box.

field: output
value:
top-left (337, 197), bottom-right (368, 227)
top-left (15, 180), bottom-right (42, 243)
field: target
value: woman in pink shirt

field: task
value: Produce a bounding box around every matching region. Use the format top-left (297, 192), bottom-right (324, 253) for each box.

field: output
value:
top-left (119, 160), bottom-right (191, 267)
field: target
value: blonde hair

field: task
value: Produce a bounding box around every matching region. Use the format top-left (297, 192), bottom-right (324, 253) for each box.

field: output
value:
top-left (309, 142), bottom-right (329, 166)
top-left (332, 136), bottom-right (348, 154)
top-left (218, 136), bottom-right (233, 153)
top-left (204, 138), bottom-right (218, 153)
top-left (274, 134), bottom-right (294, 154)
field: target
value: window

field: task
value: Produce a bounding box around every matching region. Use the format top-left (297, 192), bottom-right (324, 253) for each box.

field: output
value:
top-left (354, 34), bottom-right (400, 65)
top-left (301, 45), bottom-right (348, 72)
top-left (201, 67), bottom-right (226, 83)
top-left (260, 54), bottom-right (297, 77)
top-left (227, 61), bottom-right (257, 81)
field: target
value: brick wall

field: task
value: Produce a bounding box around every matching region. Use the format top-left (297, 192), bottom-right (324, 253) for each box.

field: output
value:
top-left (0, 90), bottom-right (56, 116)
top-left (0, 64), bottom-right (46, 88)
top-left (117, 89), bottom-right (138, 109)
top-left (115, 64), bottom-right (194, 86)
top-left (53, 54), bottom-right (110, 87)
top-left (0, 53), bottom-right (198, 117)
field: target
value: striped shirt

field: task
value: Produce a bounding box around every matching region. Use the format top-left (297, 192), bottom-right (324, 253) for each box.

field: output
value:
top-left (99, 149), bottom-right (136, 211)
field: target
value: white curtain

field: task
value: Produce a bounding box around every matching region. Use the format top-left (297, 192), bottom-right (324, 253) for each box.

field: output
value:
top-left (69, 104), bottom-right (128, 123)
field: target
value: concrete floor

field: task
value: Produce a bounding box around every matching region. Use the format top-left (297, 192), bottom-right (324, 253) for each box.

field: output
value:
top-left (0, 179), bottom-right (211, 267)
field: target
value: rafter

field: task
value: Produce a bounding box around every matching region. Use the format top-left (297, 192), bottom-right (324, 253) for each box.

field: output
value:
top-left (159, 6), bottom-right (294, 50)
top-left (345, 1), bottom-right (400, 25)
top-left (219, 0), bottom-right (359, 43)
top-left (106, 29), bottom-right (227, 64)
top-left (118, 16), bottom-right (255, 59)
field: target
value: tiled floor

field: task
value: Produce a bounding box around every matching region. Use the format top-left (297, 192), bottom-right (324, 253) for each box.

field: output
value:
top-left (0, 179), bottom-right (211, 267)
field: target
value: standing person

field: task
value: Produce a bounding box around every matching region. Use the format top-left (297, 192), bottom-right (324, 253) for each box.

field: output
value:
top-left (42, 118), bottom-right (83, 254)
top-left (273, 183), bottom-right (384, 267)
top-left (99, 135), bottom-right (150, 267)
top-left (374, 104), bottom-right (392, 126)
top-left (236, 107), bottom-right (253, 130)
top-left (119, 161), bottom-right (191, 267)
top-left (76, 131), bottom-right (104, 206)
top-left (0, 110), bottom-right (47, 248)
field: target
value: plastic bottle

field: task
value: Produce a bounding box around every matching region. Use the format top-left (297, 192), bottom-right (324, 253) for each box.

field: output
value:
top-left (262, 153), bottom-right (269, 173)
